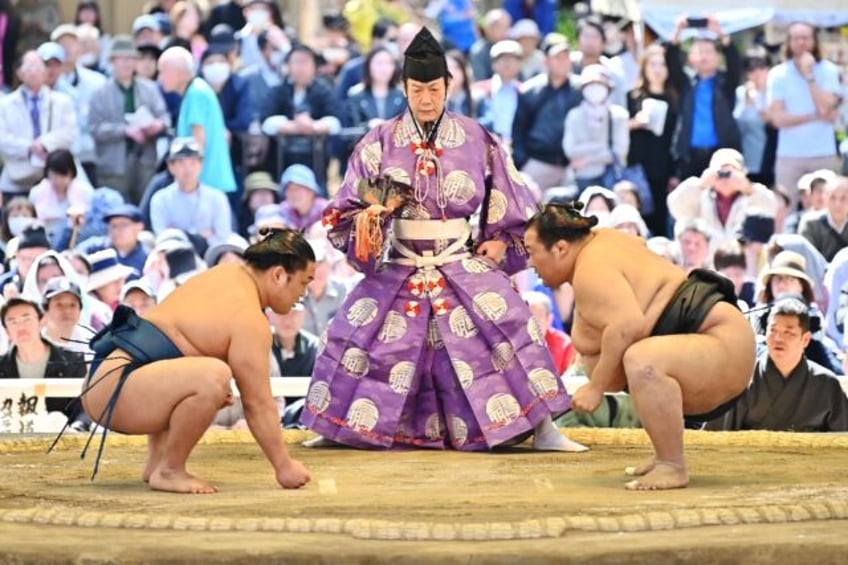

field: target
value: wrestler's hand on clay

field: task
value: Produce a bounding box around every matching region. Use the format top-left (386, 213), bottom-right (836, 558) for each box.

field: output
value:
top-left (476, 240), bottom-right (507, 264)
top-left (572, 384), bottom-right (604, 413)
top-left (276, 458), bottom-right (311, 489)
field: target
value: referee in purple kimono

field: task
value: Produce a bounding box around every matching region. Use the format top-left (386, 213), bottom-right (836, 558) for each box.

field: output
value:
top-left (302, 27), bottom-right (586, 452)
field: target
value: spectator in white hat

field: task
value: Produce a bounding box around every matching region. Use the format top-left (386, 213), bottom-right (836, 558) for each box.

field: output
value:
top-left (668, 148), bottom-right (777, 246)
top-left (86, 248), bottom-right (135, 310)
top-left (474, 39), bottom-right (523, 143)
top-left (120, 278), bottom-right (157, 317)
top-left (204, 233), bottom-right (250, 267)
top-left (563, 64), bottom-right (630, 192)
top-left (467, 8), bottom-right (512, 81)
top-left (51, 23), bottom-right (106, 184)
top-left (509, 18), bottom-right (544, 80)
top-left (41, 276), bottom-right (89, 354)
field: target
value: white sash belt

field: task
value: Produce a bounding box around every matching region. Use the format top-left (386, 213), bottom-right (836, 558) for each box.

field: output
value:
top-left (390, 219), bottom-right (471, 269)
top-left (393, 218), bottom-right (469, 240)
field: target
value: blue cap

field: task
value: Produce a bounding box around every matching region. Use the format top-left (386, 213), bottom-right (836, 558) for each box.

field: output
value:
top-left (279, 164), bottom-right (319, 195)
top-left (37, 42), bottom-right (65, 63)
top-left (104, 203), bottom-right (143, 223)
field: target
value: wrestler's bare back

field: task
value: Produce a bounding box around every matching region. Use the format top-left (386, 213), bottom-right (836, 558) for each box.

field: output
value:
top-left (569, 230), bottom-right (685, 357)
top-left (144, 264), bottom-right (268, 361)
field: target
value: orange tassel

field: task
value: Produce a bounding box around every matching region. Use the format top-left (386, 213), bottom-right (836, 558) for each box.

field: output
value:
top-left (354, 210), bottom-right (384, 262)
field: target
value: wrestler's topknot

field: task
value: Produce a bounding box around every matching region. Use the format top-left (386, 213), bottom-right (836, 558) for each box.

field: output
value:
top-left (526, 200), bottom-right (598, 248)
top-left (244, 227), bottom-right (316, 273)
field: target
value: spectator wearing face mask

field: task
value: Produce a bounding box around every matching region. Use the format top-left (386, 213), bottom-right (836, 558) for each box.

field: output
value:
top-left (563, 64), bottom-right (630, 192)
top-left (1, 197), bottom-right (38, 252)
top-left (200, 40), bottom-right (254, 209)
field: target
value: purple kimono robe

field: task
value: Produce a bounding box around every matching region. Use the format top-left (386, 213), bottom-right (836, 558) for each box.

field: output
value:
top-left (302, 111), bottom-right (570, 450)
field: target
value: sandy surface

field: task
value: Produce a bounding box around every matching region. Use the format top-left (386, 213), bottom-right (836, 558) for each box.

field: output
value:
top-left (0, 429), bottom-right (846, 564)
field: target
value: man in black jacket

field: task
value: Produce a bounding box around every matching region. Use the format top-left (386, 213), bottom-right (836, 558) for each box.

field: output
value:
top-left (665, 15), bottom-right (741, 180)
top-left (512, 33), bottom-right (582, 193)
top-left (707, 297), bottom-right (848, 432)
top-left (0, 297), bottom-right (85, 421)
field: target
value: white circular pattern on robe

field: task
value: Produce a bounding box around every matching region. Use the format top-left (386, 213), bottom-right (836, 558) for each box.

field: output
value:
top-left (505, 153), bottom-right (525, 185)
top-left (487, 189), bottom-right (508, 224)
top-left (448, 305), bottom-right (479, 338)
top-left (383, 166), bottom-right (411, 186)
top-left (472, 292), bottom-right (508, 322)
top-left (525, 205), bottom-right (537, 220)
top-left (341, 347), bottom-right (369, 378)
top-left (393, 117), bottom-right (416, 147)
top-left (389, 361), bottom-right (416, 395)
top-left (378, 311), bottom-right (408, 343)
top-left (427, 317), bottom-right (445, 349)
top-left (452, 359), bottom-right (474, 390)
top-left (442, 170), bottom-right (476, 205)
top-left (528, 368), bottom-right (560, 400)
top-left (486, 393), bottom-right (521, 426)
top-left (346, 298), bottom-right (379, 327)
top-left (306, 381), bottom-right (331, 414)
top-left (424, 413), bottom-right (443, 440)
top-left (491, 342), bottom-right (515, 372)
top-left (527, 318), bottom-right (545, 347)
top-left (448, 415), bottom-right (468, 447)
top-left (317, 329), bottom-right (329, 355)
top-left (346, 398), bottom-right (379, 432)
top-left (439, 118), bottom-right (467, 148)
top-left (461, 257), bottom-right (493, 274)
top-left (360, 142), bottom-right (383, 176)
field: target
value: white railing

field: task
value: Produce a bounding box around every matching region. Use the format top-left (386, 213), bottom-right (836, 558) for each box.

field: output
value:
top-left (1, 375), bottom-right (845, 434)
top-left (0, 377), bottom-right (313, 399)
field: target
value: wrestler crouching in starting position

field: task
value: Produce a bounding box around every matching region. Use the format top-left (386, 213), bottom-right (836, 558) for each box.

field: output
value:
top-left (80, 228), bottom-right (314, 493)
top-left (524, 202), bottom-right (756, 490)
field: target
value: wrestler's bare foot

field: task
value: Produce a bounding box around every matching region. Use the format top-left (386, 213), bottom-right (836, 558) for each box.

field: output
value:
top-left (149, 466), bottom-right (218, 494)
top-left (532, 417), bottom-right (589, 452)
top-left (302, 435), bottom-right (343, 448)
top-left (624, 457), bottom-right (656, 477)
top-left (624, 461), bottom-right (688, 491)
top-left (142, 458), bottom-right (158, 483)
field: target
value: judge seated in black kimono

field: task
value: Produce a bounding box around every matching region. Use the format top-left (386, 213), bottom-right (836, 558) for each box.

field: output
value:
top-left (707, 297), bottom-right (848, 432)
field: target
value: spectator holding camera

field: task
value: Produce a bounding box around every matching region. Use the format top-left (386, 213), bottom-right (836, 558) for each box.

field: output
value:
top-left (668, 148), bottom-right (777, 246)
top-left (665, 14), bottom-right (742, 180)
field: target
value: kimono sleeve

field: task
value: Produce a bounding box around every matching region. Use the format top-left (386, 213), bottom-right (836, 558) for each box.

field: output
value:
top-left (479, 129), bottom-right (538, 276)
top-left (320, 126), bottom-right (392, 277)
